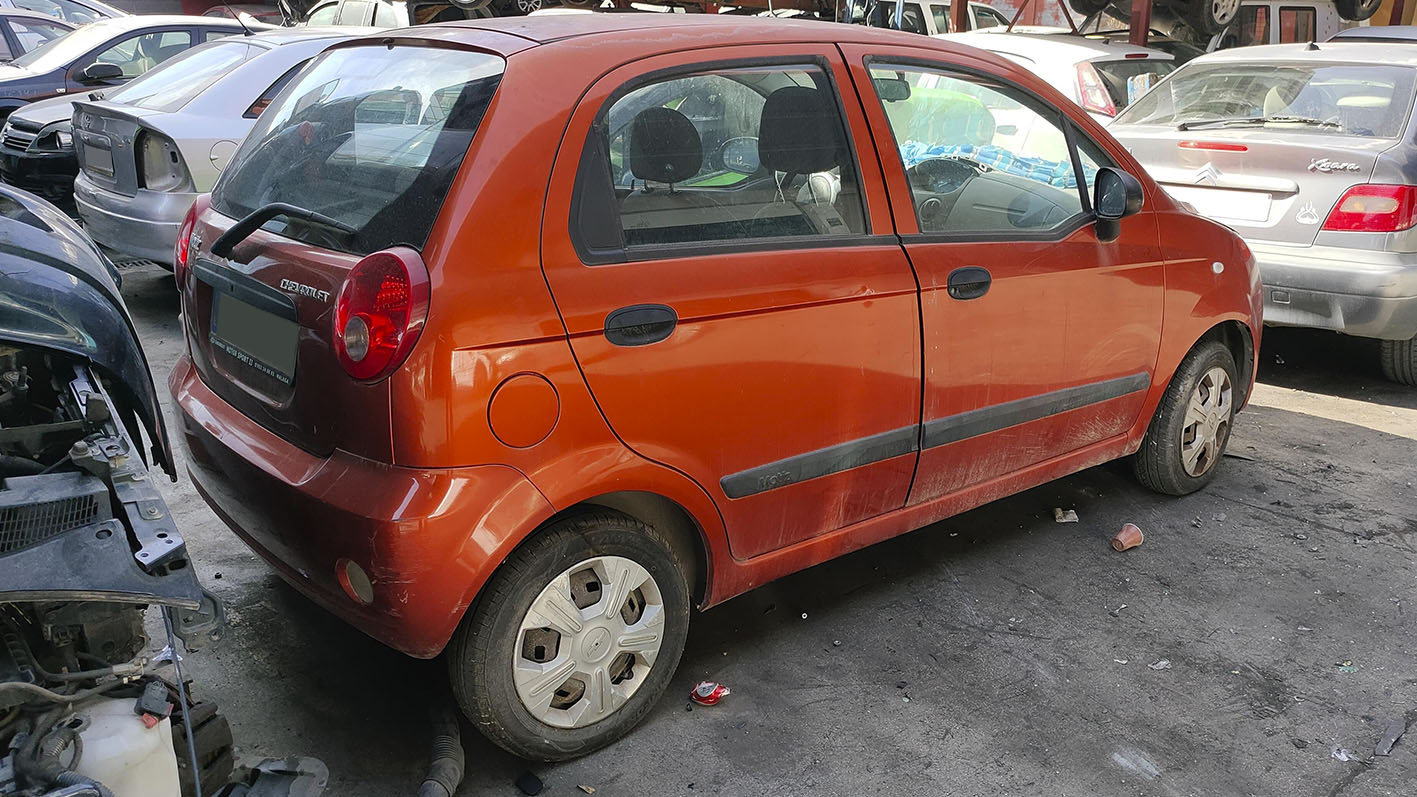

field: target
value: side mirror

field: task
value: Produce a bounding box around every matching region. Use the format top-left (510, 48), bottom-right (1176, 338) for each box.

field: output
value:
top-left (1093, 166), bottom-right (1144, 243)
top-left (79, 62), bottom-right (123, 83)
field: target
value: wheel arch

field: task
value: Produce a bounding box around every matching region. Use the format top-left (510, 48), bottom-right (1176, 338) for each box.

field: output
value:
top-left (1197, 318), bottom-right (1256, 408)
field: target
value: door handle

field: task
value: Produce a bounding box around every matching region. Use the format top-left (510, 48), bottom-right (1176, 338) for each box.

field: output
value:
top-left (604, 304), bottom-right (677, 347)
top-left (947, 266), bottom-right (991, 300)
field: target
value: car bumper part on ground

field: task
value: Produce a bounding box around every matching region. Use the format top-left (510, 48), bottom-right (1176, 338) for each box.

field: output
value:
top-left (73, 171), bottom-right (194, 265)
top-left (169, 355), bottom-right (554, 658)
top-left (0, 144), bottom-right (78, 206)
top-left (1249, 240), bottom-right (1417, 341)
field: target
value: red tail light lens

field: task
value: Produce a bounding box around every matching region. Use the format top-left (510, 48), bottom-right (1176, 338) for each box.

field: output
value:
top-left (1075, 62), bottom-right (1116, 116)
top-left (333, 247), bottom-right (430, 382)
top-left (1322, 184), bottom-right (1417, 232)
top-left (174, 194), bottom-right (210, 288)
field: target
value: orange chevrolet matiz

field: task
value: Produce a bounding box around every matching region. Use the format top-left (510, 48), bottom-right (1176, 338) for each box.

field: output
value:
top-left (170, 15), bottom-right (1262, 759)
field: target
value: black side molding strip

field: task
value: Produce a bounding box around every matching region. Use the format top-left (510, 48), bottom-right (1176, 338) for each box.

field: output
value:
top-left (923, 372), bottom-right (1150, 449)
top-left (718, 371), bottom-right (1151, 500)
top-left (720, 425), bottom-right (919, 500)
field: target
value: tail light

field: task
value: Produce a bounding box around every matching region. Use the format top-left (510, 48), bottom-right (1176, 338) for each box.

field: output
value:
top-left (1076, 63), bottom-right (1116, 116)
top-left (1322, 184), bottom-right (1417, 232)
top-left (333, 247), bottom-right (430, 382)
top-left (174, 194), bottom-right (210, 289)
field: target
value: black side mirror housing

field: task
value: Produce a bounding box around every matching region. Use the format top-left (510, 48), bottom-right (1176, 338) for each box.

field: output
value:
top-left (1093, 166), bottom-right (1145, 243)
top-left (79, 62), bottom-right (123, 83)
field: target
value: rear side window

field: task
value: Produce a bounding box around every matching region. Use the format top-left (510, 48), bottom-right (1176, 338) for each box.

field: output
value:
top-left (573, 64), bottom-right (868, 257)
top-left (1278, 7), bottom-right (1316, 43)
top-left (306, 3), bottom-right (338, 23)
top-left (213, 45), bottom-right (504, 256)
top-left (1092, 59), bottom-right (1176, 110)
top-left (9, 20), bottom-right (69, 55)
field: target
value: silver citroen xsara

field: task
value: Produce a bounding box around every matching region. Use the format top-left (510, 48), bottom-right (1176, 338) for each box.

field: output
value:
top-left (1110, 41), bottom-right (1417, 385)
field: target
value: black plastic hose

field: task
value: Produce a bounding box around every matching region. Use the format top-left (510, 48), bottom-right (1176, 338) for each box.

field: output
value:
top-left (417, 704), bottom-right (465, 797)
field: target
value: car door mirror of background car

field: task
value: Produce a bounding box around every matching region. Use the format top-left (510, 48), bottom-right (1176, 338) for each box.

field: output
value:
top-left (79, 62), bottom-right (122, 83)
top-left (1093, 166), bottom-right (1144, 243)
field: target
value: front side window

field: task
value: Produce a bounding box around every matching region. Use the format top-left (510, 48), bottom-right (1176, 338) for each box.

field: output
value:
top-left (868, 64), bottom-right (1102, 235)
top-left (92, 30), bottom-right (193, 78)
top-left (306, 2), bottom-right (338, 23)
top-left (974, 8), bottom-right (1008, 28)
top-left (1230, 5), bottom-right (1269, 47)
top-left (930, 4), bottom-right (950, 33)
top-left (213, 45), bottom-right (505, 256)
top-left (1116, 62), bottom-right (1417, 139)
top-left (577, 64), bottom-right (867, 253)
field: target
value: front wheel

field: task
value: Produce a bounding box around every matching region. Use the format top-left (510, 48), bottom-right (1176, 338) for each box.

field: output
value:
top-left (449, 511), bottom-right (691, 762)
top-left (1182, 0), bottom-right (1241, 35)
top-left (1134, 340), bottom-right (1238, 495)
top-left (1380, 336), bottom-right (1416, 385)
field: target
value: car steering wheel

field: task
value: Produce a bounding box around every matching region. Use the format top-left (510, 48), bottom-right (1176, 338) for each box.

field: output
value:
top-left (907, 157), bottom-right (986, 195)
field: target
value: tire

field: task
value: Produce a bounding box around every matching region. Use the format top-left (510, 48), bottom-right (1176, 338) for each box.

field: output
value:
top-left (498, 0), bottom-right (542, 14)
top-left (1134, 340), bottom-right (1238, 496)
top-left (172, 700), bottom-right (234, 797)
top-left (1182, 0), bottom-right (1240, 35)
top-left (559, 0), bottom-right (600, 7)
top-left (449, 510), bottom-right (691, 762)
top-left (1336, 0), bottom-right (1381, 20)
top-left (1380, 336), bottom-right (1417, 385)
top-left (1068, 0), bottom-right (1113, 16)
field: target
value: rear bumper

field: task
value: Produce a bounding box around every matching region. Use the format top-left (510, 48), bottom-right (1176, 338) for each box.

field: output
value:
top-left (73, 172), bottom-right (193, 266)
top-left (1249, 241), bottom-right (1417, 341)
top-left (0, 145), bottom-right (78, 204)
top-left (169, 355), bottom-right (554, 658)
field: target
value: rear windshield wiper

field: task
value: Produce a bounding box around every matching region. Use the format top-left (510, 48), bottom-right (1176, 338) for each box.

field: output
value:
top-left (210, 202), bottom-right (356, 258)
top-left (1178, 115), bottom-right (1342, 131)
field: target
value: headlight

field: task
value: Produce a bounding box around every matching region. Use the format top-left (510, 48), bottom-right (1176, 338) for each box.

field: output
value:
top-left (137, 130), bottom-right (191, 193)
top-left (33, 122), bottom-right (73, 152)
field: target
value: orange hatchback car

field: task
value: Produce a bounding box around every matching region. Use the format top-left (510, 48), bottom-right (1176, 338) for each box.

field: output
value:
top-left (170, 15), bottom-right (1262, 759)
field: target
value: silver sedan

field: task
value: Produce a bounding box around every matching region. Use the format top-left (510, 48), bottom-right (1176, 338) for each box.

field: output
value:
top-left (1109, 41), bottom-right (1417, 385)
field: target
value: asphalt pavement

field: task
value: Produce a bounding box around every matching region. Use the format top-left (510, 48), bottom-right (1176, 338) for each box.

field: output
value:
top-left (121, 264), bottom-right (1415, 797)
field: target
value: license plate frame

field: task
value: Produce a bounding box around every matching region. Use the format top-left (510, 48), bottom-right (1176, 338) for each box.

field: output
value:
top-left (1163, 185), bottom-right (1272, 223)
top-left (208, 288), bottom-right (299, 386)
top-left (82, 141), bottom-right (113, 177)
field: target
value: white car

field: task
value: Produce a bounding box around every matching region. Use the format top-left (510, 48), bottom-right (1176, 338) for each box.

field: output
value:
top-left (71, 27), bottom-right (371, 265)
top-left (939, 27), bottom-right (1176, 122)
top-left (858, 0), bottom-right (1011, 35)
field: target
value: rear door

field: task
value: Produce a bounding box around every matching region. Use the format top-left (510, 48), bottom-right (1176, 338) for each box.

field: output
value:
top-left (539, 46), bottom-right (922, 560)
top-left (844, 46), bottom-right (1164, 503)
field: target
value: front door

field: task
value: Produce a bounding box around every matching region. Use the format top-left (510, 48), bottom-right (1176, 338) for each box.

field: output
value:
top-left (845, 47), bottom-right (1165, 504)
top-left (540, 46), bottom-right (922, 560)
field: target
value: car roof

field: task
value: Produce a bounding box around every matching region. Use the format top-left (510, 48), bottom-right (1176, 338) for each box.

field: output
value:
top-left (0, 8), bottom-right (77, 24)
top-left (1189, 40), bottom-right (1417, 66)
top-left (938, 29), bottom-right (1172, 61)
top-left (1329, 25), bottom-right (1417, 42)
top-left (82, 14), bottom-right (255, 32)
top-left (247, 25), bottom-right (376, 45)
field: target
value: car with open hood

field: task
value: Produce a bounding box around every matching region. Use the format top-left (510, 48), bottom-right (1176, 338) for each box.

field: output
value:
top-left (0, 14), bottom-right (261, 207)
top-left (170, 14), bottom-right (1261, 761)
top-left (1110, 41), bottom-right (1417, 384)
top-left (71, 27), bottom-right (370, 266)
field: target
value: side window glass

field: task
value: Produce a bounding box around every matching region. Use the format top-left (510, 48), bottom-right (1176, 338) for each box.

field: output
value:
top-left (335, 0), bottom-right (372, 24)
top-left (373, 2), bottom-right (399, 26)
top-left (306, 3), bottom-right (338, 23)
top-left (10, 20), bottom-right (67, 54)
top-left (868, 64), bottom-right (1103, 235)
top-left (930, 4), bottom-right (951, 33)
top-left (901, 4), bottom-right (927, 34)
top-left (976, 9), bottom-right (1007, 28)
top-left (1278, 7), bottom-right (1316, 42)
top-left (246, 59), bottom-right (310, 118)
top-left (1236, 5), bottom-right (1269, 47)
top-left (93, 31), bottom-right (192, 78)
top-left (579, 65), bottom-right (867, 253)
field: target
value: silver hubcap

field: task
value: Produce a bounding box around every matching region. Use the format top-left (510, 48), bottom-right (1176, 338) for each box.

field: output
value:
top-left (1180, 366), bottom-right (1233, 478)
top-left (513, 556), bottom-right (665, 729)
top-left (1212, 0), bottom-right (1240, 24)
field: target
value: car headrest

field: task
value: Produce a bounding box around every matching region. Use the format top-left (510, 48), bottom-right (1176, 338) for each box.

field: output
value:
top-left (758, 86), bottom-right (840, 176)
top-left (629, 107), bottom-right (702, 184)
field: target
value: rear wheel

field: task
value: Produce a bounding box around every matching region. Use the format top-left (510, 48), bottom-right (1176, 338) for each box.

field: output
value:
top-left (1336, 0), bottom-right (1381, 20)
top-left (1134, 341), bottom-right (1238, 495)
top-left (1380, 336), bottom-right (1417, 385)
top-left (1182, 0), bottom-right (1241, 35)
top-left (449, 511), bottom-right (690, 762)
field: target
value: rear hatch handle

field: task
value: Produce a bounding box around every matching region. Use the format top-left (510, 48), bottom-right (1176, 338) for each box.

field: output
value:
top-left (210, 202), bottom-right (356, 258)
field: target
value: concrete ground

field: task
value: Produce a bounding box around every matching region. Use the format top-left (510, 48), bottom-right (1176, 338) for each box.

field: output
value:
top-left (121, 263), bottom-right (1416, 796)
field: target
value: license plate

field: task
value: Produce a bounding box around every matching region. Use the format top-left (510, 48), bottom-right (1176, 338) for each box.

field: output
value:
top-left (83, 144), bottom-right (113, 177)
top-left (210, 291), bottom-right (297, 384)
top-left (1163, 185), bottom-right (1271, 223)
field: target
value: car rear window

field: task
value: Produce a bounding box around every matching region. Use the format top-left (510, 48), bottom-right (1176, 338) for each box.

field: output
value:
top-left (104, 41), bottom-right (259, 113)
top-left (1115, 61), bottom-right (1417, 139)
top-left (212, 44), bottom-right (504, 256)
top-left (1092, 59), bottom-right (1176, 110)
